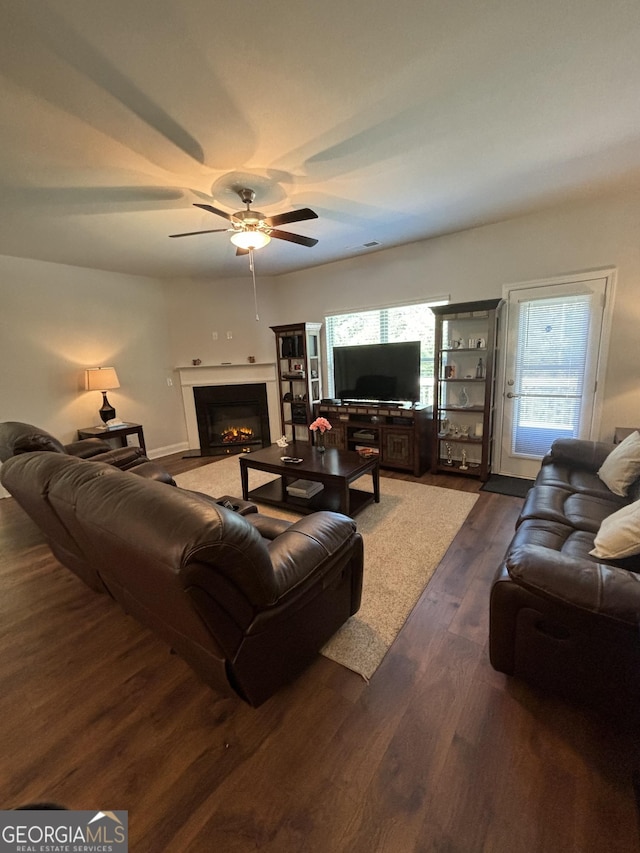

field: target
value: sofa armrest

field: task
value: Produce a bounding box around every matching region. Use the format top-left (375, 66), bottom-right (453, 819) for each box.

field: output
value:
top-left (506, 544), bottom-right (640, 627)
top-left (89, 446), bottom-right (147, 469)
top-left (64, 438), bottom-right (114, 458)
top-left (267, 512), bottom-right (359, 599)
top-left (545, 438), bottom-right (614, 472)
top-left (64, 439), bottom-right (146, 468)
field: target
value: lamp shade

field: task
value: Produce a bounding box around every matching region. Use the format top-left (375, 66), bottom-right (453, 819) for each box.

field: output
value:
top-left (230, 230), bottom-right (271, 250)
top-left (85, 366), bottom-right (120, 391)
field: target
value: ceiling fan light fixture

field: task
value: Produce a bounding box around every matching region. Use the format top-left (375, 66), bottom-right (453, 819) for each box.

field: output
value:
top-left (230, 230), bottom-right (271, 250)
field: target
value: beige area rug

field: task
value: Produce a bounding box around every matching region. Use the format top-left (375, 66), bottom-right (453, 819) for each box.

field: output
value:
top-left (175, 457), bottom-right (478, 680)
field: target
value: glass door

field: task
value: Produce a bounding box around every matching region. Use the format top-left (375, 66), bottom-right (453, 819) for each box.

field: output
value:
top-left (498, 277), bottom-right (608, 478)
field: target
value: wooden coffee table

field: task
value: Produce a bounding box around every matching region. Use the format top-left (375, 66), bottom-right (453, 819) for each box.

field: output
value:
top-left (239, 444), bottom-right (380, 517)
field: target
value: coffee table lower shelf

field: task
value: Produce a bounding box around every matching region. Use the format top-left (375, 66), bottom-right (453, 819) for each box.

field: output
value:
top-left (246, 478), bottom-right (375, 517)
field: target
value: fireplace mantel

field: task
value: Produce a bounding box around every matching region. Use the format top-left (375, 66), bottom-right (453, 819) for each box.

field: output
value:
top-left (176, 362), bottom-right (280, 452)
top-left (175, 361), bottom-right (274, 372)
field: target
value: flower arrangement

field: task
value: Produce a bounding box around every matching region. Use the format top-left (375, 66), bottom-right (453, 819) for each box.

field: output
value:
top-left (309, 416), bottom-right (332, 452)
top-left (309, 417), bottom-right (332, 434)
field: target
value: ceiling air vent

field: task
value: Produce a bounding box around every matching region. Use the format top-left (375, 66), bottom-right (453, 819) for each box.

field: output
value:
top-left (346, 240), bottom-right (382, 251)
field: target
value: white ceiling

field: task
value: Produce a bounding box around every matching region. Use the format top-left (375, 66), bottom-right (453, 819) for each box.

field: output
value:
top-left (1, 0), bottom-right (640, 280)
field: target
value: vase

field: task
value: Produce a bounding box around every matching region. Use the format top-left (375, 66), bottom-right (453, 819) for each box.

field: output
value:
top-left (316, 432), bottom-right (326, 453)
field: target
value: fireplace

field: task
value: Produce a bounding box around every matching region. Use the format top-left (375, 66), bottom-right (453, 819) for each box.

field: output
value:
top-left (193, 383), bottom-right (271, 456)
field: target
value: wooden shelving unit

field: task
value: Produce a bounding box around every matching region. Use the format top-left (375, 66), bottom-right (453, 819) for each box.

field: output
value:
top-left (271, 322), bottom-right (322, 442)
top-left (431, 299), bottom-right (502, 481)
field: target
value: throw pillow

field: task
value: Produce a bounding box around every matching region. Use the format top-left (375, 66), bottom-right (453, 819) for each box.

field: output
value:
top-left (597, 430), bottom-right (640, 497)
top-left (590, 498), bottom-right (640, 559)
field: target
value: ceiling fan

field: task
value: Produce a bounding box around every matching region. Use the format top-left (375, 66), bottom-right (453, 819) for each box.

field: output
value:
top-left (169, 188), bottom-right (319, 253)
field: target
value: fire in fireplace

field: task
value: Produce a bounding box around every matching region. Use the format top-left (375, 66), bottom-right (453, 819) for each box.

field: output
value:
top-left (193, 383), bottom-right (270, 456)
top-left (221, 426), bottom-right (254, 444)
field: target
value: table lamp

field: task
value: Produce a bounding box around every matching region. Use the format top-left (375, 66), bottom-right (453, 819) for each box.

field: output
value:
top-left (85, 367), bottom-right (120, 423)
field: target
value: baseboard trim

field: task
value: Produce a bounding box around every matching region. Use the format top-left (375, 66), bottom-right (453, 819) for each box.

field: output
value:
top-left (148, 441), bottom-right (189, 459)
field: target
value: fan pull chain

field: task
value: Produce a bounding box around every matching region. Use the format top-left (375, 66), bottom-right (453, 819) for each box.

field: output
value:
top-left (249, 248), bottom-right (259, 321)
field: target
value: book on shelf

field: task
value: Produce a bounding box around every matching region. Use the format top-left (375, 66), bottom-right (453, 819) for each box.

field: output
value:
top-left (286, 479), bottom-right (324, 499)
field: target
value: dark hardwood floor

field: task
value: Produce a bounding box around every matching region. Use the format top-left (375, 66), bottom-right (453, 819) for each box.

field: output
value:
top-left (1, 453), bottom-right (638, 851)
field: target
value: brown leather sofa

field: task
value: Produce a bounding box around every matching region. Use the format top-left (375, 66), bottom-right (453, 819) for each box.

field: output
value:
top-left (1, 451), bottom-right (364, 706)
top-left (0, 420), bottom-right (176, 484)
top-left (490, 438), bottom-right (640, 711)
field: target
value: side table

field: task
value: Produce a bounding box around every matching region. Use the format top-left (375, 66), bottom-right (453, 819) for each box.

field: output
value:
top-left (78, 422), bottom-right (146, 454)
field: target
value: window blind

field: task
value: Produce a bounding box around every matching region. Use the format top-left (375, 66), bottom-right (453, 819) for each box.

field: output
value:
top-left (512, 294), bottom-right (591, 456)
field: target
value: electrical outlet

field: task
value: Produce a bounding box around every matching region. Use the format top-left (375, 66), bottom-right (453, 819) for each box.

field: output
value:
top-left (166, 377), bottom-right (173, 387)
top-left (226, 331), bottom-right (233, 339)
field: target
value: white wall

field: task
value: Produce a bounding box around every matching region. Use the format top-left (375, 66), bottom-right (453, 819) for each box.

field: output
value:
top-left (165, 274), bottom-right (281, 368)
top-left (0, 255), bottom-right (184, 455)
top-left (274, 190), bottom-right (640, 442)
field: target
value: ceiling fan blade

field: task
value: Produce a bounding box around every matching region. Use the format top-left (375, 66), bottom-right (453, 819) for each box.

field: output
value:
top-left (269, 229), bottom-right (318, 247)
top-left (265, 208), bottom-right (318, 227)
top-left (236, 247), bottom-right (250, 256)
top-left (169, 228), bottom-right (229, 238)
top-left (193, 202), bottom-right (234, 221)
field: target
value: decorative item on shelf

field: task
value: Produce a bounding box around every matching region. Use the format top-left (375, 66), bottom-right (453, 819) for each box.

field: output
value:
top-left (309, 416), bottom-right (332, 453)
top-left (444, 364), bottom-right (457, 379)
top-left (438, 418), bottom-right (449, 437)
top-left (445, 442), bottom-right (453, 465)
top-left (85, 366), bottom-right (120, 424)
top-left (460, 449), bottom-right (469, 470)
top-left (461, 425), bottom-right (470, 438)
top-left (291, 402), bottom-right (308, 424)
top-left (276, 435), bottom-right (289, 448)
top-left (476, 338), bottom-right (486, 348)
top-left (192, 358), bottom-right (202, 366)
top-left (475, 358), bottom-right (484, 378)
top-left (475, 422), bottom-right (484, 438)
top-left (458, 386), bottom-right (470, 407)
top-left (247, 355), bottom-right (256, 363)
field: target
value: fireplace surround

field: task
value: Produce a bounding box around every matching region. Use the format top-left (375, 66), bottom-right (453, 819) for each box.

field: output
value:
top-left (176, 362), bottom-right (280, 456)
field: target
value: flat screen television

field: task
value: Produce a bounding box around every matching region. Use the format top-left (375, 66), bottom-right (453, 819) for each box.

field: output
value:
top-left (333, 341), bottom-right (421, 404)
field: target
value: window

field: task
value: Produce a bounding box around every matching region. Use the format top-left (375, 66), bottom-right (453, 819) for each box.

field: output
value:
top-left (512, 293), bottom-right (593, 456)
top-left (325, 300), bottom-right (446, 406)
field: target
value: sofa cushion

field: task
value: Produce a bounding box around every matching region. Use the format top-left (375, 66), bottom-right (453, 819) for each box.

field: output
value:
top-left (597, 430), bottom-right (640, 496)
top-left (590, 498), bottom-right (640, 560)
top-left (0, 422), bottom-right (66, 459)
top-left (517, 485), bottom-right (625, 534)
top-left (535, 460), bottom-right (620, 498)
top-left (509, 518), bottom-right (598, 562)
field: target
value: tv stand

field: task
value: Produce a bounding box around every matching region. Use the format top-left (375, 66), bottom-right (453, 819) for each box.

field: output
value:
top-left (340, 399), bottom-right (415, 409)
top-left (314, 401), bottom-right (431, 476)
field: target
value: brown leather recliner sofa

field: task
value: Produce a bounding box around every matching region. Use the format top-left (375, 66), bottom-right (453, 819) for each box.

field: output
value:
top-left (490, 437), bottom-right (640, 711)
top-left (0, 420), bottom-right (176, 484)
top-left (1, 451), bottom-right (364, 706)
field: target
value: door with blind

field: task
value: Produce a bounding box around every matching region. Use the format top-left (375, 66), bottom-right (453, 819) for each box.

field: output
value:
top-left (497, 276), bottom-right (608, 479)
